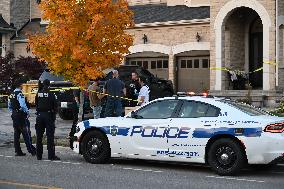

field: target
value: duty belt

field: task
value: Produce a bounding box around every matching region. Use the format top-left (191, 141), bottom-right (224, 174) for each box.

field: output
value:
top-left (38, 110), bottom-right (54, 113)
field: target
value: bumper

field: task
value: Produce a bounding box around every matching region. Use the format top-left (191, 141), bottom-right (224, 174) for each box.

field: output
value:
top-left (242, 133), bottom-right (284, 164)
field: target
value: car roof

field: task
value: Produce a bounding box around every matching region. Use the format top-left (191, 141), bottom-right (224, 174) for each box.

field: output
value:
top-left (153, 96), bottom-right (224, 103)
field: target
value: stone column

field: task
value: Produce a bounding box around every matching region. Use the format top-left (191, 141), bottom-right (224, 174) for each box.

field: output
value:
top-left (168, 51), bottom-right (176, 92)
top-left (263, 26), bottom-right (273, 90)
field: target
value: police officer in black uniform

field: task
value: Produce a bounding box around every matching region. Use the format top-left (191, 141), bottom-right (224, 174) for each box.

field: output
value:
top-left (8, 79), bottom-right (36, 156)
top-left (125, 72), bottom-right (141, 107)
top-left (35, 79), bottom-right (60, 160)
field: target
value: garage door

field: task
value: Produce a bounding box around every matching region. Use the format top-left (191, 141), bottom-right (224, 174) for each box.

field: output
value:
top-left (177, 57), bottom-right (210, 93)
top-left (128, 58), bottom-right (169, 80)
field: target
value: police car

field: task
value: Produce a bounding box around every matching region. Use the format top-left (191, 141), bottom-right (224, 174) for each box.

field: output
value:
top-left (72, 93), bottom-right (284, 175)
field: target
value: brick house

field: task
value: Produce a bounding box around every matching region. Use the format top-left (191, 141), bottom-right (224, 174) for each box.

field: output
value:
top-left (1, 0), bottom-right (284, 106)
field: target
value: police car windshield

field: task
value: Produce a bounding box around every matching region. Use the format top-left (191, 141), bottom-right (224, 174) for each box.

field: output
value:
top-left (219, 100), bottom-right (270, 116)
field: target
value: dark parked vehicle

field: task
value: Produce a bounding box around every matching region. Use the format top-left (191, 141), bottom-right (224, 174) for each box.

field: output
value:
top-left (104, 65), bottom-right (174, 101)
top-left (38, 70), bottom-right (92, 120)
top-left (39, 66), bottom-right (174, 119)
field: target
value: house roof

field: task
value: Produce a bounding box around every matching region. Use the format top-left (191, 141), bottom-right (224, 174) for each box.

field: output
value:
top-left (0, 14), bottom-right (15, 31)
top-left (11, 5), bottom-right (210, 40)
top-left (11, 18), bottom-right (44, 40)
top-left (129, 4), bottom-right (210, 24)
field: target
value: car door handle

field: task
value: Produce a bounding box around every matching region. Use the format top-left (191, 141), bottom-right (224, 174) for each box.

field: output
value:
top-left (203, 124), bottom-right (212, 127)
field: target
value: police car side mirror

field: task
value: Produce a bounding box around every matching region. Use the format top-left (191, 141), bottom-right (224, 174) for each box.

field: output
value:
top-left (131, 111), bottom-right (138, 119)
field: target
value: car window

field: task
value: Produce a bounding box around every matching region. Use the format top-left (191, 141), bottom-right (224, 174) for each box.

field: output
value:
top-left (136, 100), bottom-right (179, 119)
top-left (178, 101), bottom-right (220, 118)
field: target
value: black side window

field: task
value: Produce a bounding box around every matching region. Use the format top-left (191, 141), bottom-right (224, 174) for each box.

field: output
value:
top-left (136, 100), bottom-right (179, 119)
top-left (178, 101), bottom-right (220, 118)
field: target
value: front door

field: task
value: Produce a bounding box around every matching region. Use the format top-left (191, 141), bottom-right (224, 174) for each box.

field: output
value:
top-left (168, 100), bottom-right (221, 163)
top-left (125, 99), bottom-right (180, 160)
top-left (249, 18), bottom-right (263, 89)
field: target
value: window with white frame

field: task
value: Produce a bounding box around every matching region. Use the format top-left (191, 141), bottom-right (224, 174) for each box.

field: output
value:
top-left (129, 59), bottom-right (168, 69)
top-left (179, 57), bottom-right (210, 69)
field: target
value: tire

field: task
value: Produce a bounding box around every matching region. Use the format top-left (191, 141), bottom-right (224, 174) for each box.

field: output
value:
top-left (207, 138), bottom-right (246, 176)
top-left (81, 130), bottom-right (110, 164)
top-left (58, 109), bottom-right (73, 120)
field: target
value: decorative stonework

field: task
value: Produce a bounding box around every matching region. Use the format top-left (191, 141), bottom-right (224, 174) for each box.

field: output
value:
top-left (212, 0), bottom-right (274, 91)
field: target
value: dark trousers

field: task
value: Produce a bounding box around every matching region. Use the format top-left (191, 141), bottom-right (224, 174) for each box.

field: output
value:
top-left (36, 112), bottom-right (56, 159)
top-left (69, 106), bottom-right (79, 137)
top-left (12, 113), bottom-right (36, 154)
top-left (104, 98), bottom-right (122, 117)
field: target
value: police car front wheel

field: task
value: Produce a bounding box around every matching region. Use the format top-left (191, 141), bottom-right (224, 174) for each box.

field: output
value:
top-left (208, 138), bottom-right (246, 176)
top-left (81, 130), bottom-right (110, 164)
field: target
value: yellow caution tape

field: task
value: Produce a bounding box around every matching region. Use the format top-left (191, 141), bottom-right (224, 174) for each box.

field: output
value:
top-left (210, 67), bottom-right (230, 72)
top-left (1, 87), bottom-right (139, 102)
top-left (210, 60), bottom-right (277, 74)
top-left (251, 67), bottom-right (263, 73)
top-left (88, 89), bottom-right (139, 102)
top-left (263, 61), bottom-right (277, 66)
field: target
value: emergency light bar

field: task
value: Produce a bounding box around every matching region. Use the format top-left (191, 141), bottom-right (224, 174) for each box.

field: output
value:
top-left (176, 92), bottom-right (212, 97)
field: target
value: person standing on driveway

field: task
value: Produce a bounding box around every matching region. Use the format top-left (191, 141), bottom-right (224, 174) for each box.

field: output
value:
top-left (69, 88), bottom-right (80, 138)
top-left (88, 81), bottom-right (103, 118)
top-left (126, 72), bottom-right (141, 107)
top-left (137, 76), bottom-right (150, 106)
top-left (103, 70), bottom-right (126, 117)
top-left (8, 79), bottom-right (36, 156)
top-left (35, 79), bottom-right (60, 160)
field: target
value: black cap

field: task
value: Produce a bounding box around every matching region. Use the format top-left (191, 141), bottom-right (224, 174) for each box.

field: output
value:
top-left (13, 78), bottom-right (25, 88)
top-left (43, 79), bottom-right (50, 87)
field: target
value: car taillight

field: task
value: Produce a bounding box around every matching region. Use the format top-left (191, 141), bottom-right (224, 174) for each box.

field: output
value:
top-left (264, 123), bottom-right (284, 133)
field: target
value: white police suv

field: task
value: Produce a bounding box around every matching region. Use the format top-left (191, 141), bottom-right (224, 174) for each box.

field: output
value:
top-left (72, 95), bottom-right (284, 175)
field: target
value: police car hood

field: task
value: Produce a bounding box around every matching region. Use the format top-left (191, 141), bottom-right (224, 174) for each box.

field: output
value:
top-left (86, 117), bottom-right (127, 128)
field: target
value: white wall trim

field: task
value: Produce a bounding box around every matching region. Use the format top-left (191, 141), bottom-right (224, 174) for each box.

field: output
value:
top-left (214, 0), bottom-right (272, 90)
top-left (133, 18), bottom-right (210, 28)
top-left (128, 42), bottom-right (210, 56)
top-left (128, 44), bottom-right (171, 55)
top-left (11, 39), bottom-right (29, 43)
top-left (185, 4), bottom-right (210, 8)
top-left (172, 42), bottom-right (210, 55)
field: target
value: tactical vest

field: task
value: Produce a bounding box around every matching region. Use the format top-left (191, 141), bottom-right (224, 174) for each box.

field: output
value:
top-left (9, 91), bottom-right (22, 112)
top-left (36, 90), bottom-right (55, 112)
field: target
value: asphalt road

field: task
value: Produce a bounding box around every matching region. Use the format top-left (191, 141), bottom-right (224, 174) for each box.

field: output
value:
top-left (0, 145), bottom-right (283, 189)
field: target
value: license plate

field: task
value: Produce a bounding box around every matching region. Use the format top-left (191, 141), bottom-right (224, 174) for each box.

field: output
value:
top-left (61, 102), bottom-right (68, 108)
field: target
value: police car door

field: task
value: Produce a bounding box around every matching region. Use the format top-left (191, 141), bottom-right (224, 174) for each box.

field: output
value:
top-left (126, 99), bottom-right (180, 160)
top-left (168, 100), bottom-right (221, 163)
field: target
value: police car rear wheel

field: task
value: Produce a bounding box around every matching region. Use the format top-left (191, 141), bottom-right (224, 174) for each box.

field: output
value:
top-left (208, 138), bottom-right (245, 176)
top-left (82, 130), bottom-right (110, 164)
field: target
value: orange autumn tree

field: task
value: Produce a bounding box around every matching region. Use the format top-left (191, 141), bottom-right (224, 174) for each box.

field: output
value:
top-left (29, 0), bottom-right (134, 86)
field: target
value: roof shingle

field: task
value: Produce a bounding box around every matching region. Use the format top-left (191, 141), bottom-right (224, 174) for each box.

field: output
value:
top-left (129, 4), bottom-right (210, 24)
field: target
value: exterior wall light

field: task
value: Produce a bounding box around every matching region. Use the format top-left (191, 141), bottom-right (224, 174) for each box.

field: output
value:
top-left (143, 34), bottom-right (148, 44)
top-left (196, 32), bottom-right (201, 42)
